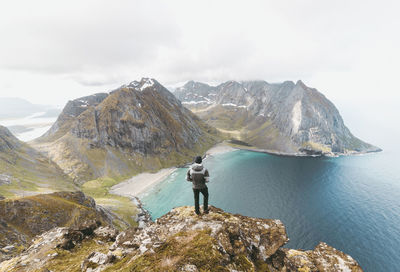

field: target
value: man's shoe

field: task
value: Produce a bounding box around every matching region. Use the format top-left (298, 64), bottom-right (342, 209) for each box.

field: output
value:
top-left (195, 210), bottom-right (201, 215)
top-left (204, 209), bottom-right (209, 214)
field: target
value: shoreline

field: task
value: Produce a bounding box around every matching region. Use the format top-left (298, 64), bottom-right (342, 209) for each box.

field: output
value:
top-left (204, 142), bottom-right (237, 157)
top-left (110, 167), bottom-right (177, 198)
top-left (231, 145), bottom-right (383, 158)
top-left (110, 141), bottom-right (382, 203)
top-left (110, 142), bottom-right (237, 199)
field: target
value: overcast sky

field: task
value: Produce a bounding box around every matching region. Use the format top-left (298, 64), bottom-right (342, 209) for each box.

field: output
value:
top-left (0, 0), bottom-right (399, 147)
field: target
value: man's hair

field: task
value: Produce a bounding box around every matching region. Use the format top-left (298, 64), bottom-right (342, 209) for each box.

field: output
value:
top-left (195, 156), bottom-right (202, 164)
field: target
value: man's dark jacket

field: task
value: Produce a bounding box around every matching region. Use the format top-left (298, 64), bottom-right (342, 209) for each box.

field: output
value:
top-left (186, 163), bottom-right (210, 189)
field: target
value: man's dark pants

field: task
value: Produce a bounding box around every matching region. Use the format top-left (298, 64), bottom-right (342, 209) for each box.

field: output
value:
top-left (193, 187), bottom-right (208, 214)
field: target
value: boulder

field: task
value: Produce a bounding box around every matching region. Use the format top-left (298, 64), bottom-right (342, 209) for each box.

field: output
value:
top-left (268, 242), bottom-right (363, 272)
top-left (94, 226), bottom-right (119, 242)
top-left (81, 251), bottom-right (116, 272)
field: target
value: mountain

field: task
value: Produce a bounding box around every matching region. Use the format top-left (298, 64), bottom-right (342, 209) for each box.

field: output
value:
top-left (0, 97), bottom-right (61, 119)
top-left (0, 126), bottom-right (76, 199)
top-left (33, 78), bottom-right (219, 182)
top-left (175, 80), bottom-right (381, 156)
top-left (0, 202), bottom-right (363, 271)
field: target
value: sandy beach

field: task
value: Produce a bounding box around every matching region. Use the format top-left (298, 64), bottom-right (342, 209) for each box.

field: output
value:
top-left (110, 142), bottom-right (237, 198)
top-left (205, 142), bottom-right (236, 157)
top-left (110, 167), bottom-right (177, 198)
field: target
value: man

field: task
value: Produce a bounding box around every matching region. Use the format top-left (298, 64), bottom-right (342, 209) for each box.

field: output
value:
top-left (186, 155), bottom-right (210, 215)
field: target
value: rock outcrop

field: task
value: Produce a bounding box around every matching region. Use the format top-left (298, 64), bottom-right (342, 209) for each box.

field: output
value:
top-left (0, 205), bottom-right (363, 271)
top-left (33, 78), bottom-right (219, 182)
top-left (0, 191), bottom-right (124, 262)
top-left (175, 80), bottom-right (381, 156)
top-left (268, 243), bottom-right (363, 272)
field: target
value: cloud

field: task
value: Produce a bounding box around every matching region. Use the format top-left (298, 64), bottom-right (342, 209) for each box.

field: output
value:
top-left (0, 0), bottom-right (180, 75)
top-left (0, 0), bottom-right (399, 115)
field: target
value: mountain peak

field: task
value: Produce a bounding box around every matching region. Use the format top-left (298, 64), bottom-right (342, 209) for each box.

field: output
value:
top-left (183, 80), bottom-right (195, 87)
top-left (182, 80), bottom-right (211, 89)
top-left (281, 80), bottom-right (295, 86)
top-left (124, 78), bottom-right (158, 92)
top-left (295, 80), bottom-right (308, 89)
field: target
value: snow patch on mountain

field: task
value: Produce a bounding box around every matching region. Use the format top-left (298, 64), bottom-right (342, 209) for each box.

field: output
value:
top-left (291, 100), bottom-right (302, 134)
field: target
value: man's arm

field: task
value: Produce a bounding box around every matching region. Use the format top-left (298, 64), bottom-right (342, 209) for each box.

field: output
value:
top-left (204, 169), bottom-right (210, 183)
top-left (186, 169), bottom-right (192, 182)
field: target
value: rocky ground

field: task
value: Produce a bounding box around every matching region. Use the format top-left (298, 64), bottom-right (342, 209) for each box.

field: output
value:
top-left (0, 196), bottom-right (363, 272)
top-left (0, 191), bottom-right (128, 263)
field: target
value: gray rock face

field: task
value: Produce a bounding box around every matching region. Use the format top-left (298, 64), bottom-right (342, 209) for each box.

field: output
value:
top-left (81, 251), bottom-right (116, 271)
top-left (39, 93), bottom-right (108, 140)
top-left (174, 80), bottom-right (218, 107)
top-left (0, 126), bottom-right (21, 152)
top-left (68, 78), bottom-right (208, 155)
top-left (60, 93), bottom-right (109, 120)
top-left (175, 80), bottom-right (381, 155)
top-left (40, 78), bottom-right (214, 155)
top-left (268, 242), bottom-right (363, 272)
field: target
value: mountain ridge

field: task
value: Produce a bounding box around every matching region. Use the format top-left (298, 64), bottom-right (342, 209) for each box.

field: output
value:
top-left (174, 79), bottom-right (381, 156)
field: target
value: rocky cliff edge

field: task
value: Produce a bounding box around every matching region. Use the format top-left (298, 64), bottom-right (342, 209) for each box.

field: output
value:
top-left (0, 204), bottom-right (363, 271)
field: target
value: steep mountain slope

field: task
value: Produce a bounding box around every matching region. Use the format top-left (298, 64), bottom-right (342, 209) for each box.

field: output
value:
top-left (0, 126), bottom-right (20, 152)
top-left (175, 80), bottom-right (381, 156)
top-left (0, 204), bottom-right (363, 271)
top-left (33, 78), bottom-right (219, 182)
top-left (0, 126), bottom-right (76, 198)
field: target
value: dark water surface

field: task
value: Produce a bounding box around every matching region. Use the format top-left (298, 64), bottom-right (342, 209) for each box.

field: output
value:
top-left (141, 149), bottom-right (400, 271)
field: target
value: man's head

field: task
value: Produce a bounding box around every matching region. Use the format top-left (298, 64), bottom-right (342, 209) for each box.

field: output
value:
top-left (195, 156), bottom-right (202, 164)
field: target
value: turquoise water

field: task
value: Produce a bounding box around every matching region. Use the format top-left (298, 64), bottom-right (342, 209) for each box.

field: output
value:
top-left (141, 149), bottom-right (400, 272)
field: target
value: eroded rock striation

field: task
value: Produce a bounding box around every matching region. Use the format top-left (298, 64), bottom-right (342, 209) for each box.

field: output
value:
top-left (0, 204), bottom-right (363, 271)
top-left (34, 78), bottom-right (219, 182)
top-left (175, 80), bottom-right (381, 156)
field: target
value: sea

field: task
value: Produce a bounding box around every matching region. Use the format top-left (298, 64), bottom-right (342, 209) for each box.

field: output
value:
top-left (140, 147), bottom-right (400, 272)
top-left (0, 112), bottom-right (57, 141)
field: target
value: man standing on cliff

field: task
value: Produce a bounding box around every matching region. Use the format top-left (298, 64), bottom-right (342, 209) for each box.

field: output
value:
top-left (186, 156), bottom-right (210, 215)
